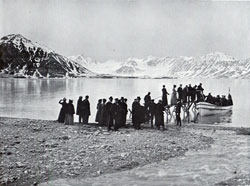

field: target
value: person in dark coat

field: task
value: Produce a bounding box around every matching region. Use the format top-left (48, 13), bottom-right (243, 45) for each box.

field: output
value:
top-left (119, 97), bottom-right (128, 128)
top-left (124, 98), bottom-right (128, 126)
top-left (228, 94), bottom-right (233, 106)
top-left (197, 83), bottom-right (204, 102)
top-left (132, 98), bottom-right (137, 128)
top-left (76, 96), bottom-right (83, 123)
top-left (187, 84), bottom-right (193, 102)
top-left (155, 100), bottom-right (165, 130)
top-left (113, 98), bottom-right (122, 131)
top-left (133, 97), bottom-right (144, 130)
top-left (58, 98), bottom-right (67, 123)
top-left (149, 99), bottom-right (156, 128)
top-left (205, 93), bottom-right (213, 104)
top-left (182, 85), bottom-right (188, 104)
top-left (177, 84), bottom-right (183, 101)
top-left (162, 85), bottom-right (169, 106)
top-left (65, 99), bottom-right (75, 125)
top-left (95, 99), bottom-right (102, 124)
top-left (144, 92), bottom-right (151, 108)
top-left (144, 92), bottom-right (151, 122)
top-left (106, 96), bottom-right (114, 131)
top-left (176, 99), bottom-right (182, 126)
top-left (100, 99), bottom-right (107, 126)
top-left (192, 85), bottom-right (197, 102)
top-left (82, 95), bottom-right (90, 124)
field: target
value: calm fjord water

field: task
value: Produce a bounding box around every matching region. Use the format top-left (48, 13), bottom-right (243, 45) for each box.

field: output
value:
top-left (0, 78), bottom-right (249, 127)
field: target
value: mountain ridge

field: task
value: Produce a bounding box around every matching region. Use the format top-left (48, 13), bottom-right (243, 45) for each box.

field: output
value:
top-left (0, 34), bottom-right (94, 78)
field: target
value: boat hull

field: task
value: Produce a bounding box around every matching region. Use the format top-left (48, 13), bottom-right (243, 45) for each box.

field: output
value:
top-left (196, 102), bottom-right (232, 116)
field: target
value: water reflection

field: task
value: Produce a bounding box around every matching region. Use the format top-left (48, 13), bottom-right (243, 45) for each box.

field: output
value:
top-left (0, 78), bottom-right (249, 127)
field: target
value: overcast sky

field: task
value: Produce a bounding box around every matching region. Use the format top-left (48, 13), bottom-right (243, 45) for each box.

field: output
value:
top-left (0, 0), bottom-right (250, 61)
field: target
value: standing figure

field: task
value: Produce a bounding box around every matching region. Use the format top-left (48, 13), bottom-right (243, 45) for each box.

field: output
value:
top-left (177, 84), bottom-right (183, 101)
top-left (95, 99), bottom-right (102, 124)
top-left (192, 85), bottom-right (198, 102)
top-left (119, 97), bottom-right (128, 128)
top-left (144, 92), bottom-right (151, 122)
top-left (106, 96), bottom-right (114, 131)
top-left (100, 99), bottom-right (107, 126)
top-left (65, 99), bottom-right (75, 125)
top-left (58, 98), bottom-right (67, 123)
top-left (162, 85), bottom-right (169, 106)
top-left (176, 99), bottom-right (182, 126)
top-left (228, 94), bottom-right (233, 106)
top-left (197, 83), bottom-right (204, 102)
top-left (133, 96), bottom-right (144, 130)
top-left (124, 98), bottom-right (128, 127)
top-left (155, 100), bottom-right (165, 130)
top-left (113, 98), bottom-right (122, 131)
top-left (149, 99), bottom-right (156, 128)
top-left (132, 98), bottom-right (137, 128)
top-left (76, 96), bottom-right (83, 123)
top-left (182, 85), bottom-right (188, 104)
top-left (82, 95), bottom-right (91, 124)
top-left (170, 85), bottom-right (177, 106)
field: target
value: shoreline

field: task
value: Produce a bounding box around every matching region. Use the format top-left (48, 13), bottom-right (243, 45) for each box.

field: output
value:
top-left (0, 117), bottom-right (249, 186)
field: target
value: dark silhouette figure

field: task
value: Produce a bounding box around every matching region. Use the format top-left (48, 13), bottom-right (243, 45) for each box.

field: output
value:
top-left (58, 98), bottom-right (67, 123)
top-left (82, 95), bottom-right (90, 124)
top-left (177, 84), bottom-right (183, 101)
top-left (100, 99), bottom-right (107, 126)
top-left (76, 96), bottom-right (83, 123)
top-left (149, 99), bottom-right (156, 128)
top-left (155, 100), bottom-right (165, 130)
top-left (95, 99), bottom-right (102, 123)
top-left (176, 100), bottom-right (182, 126)
top-left (113, 98), bottom-right (122, 131)
top-left (162, 85), bottom-right (169, 106)
top-left (65, 99), bottom-right (75, 125)
top-left (106, 96), bottom-right (114, 131)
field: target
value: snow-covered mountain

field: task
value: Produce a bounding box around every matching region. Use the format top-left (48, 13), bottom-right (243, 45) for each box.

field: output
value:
top-left (68, 52), bottom-right (250, 78)
top-left (0, 34), bottom-right (94, 78)
top-left (109, 52), bottom-right (250, 78)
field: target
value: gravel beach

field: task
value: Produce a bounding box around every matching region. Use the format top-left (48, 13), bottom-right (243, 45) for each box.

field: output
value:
top-left (0, 117), bottom-right (215, 186)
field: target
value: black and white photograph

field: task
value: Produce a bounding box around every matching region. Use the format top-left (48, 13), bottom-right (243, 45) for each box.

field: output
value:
top-left (0, 0), bottom-right (250, 185)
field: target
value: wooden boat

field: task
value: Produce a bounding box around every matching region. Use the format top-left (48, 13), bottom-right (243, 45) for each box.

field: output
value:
top-left (196, 102), bottom-right (233, 116)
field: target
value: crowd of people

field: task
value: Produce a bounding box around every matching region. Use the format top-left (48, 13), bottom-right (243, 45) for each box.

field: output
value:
top-left (57, 83), bottom-right (233, 130)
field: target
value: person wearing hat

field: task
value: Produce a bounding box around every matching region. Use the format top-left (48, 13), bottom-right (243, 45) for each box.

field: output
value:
top-left (155, 100), bottom-right (165, 130)
top-left (133, 97), bottom-right (144, 130)
top-left (177, 84), bottom-right (183, 101)
top-left (82, 95), bottom-right (91, 124)
top-left (76, 96), bottom-right (83, 123)
top-left (113, 98), bottom-right (122, 131)
top-left (95, 99), bottom-right (102, 124)
top-left (106, 96), bottom-right (114, 131)
top-left (100, 98), bottom-right (107, 126)
top-left (58, 97), bottom-right (67, 123)
top-left (119, 97), bottom-right (127, 128)
top-left (162, 85), bottom-right (169, 106)
top-left (65, 99), bottom-right (75, 125)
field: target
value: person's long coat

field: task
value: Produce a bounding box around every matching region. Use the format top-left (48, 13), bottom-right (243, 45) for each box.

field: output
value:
top-left (64, 103), bottom-right (75, 125)
top-left (82, 99), bottom-right (91, 116)
top-left (76, 99), bottom-right (83, 116)
top-left (95, 102), bottom-right (102, 122)
top-left (155, 103), bottom-right (164, 127)
top-left (171, 88), bottom-right (177, 106)
top-left (162, 88), bottom-right (168, 106)
top-left (58, 100), bottom-right (67, 123)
